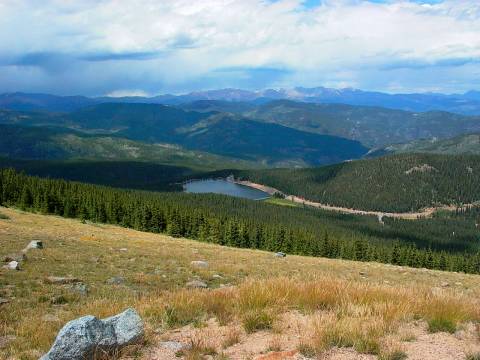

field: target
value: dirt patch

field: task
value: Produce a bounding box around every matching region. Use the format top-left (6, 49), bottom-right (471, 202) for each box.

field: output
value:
top-left (144, 313), bottom-right (480, 360)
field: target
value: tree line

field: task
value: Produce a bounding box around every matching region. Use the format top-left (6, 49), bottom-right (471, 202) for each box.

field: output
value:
top-left (1, 168), bottom-right (480, 274)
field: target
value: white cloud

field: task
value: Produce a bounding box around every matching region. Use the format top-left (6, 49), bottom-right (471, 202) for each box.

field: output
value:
top-left (0, 0), bottom-right (479, 94)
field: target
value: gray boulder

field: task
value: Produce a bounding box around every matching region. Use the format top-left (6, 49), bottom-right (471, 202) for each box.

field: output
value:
top-left (103, 308), bottom-right (144, 347)
top-left (40, 308), bottom-right (143, 360)
top-left (274, 252), bottom-right (286, 258)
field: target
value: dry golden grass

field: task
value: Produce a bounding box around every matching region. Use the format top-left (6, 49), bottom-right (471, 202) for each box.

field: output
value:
top-left (1, 207), bottom-right (480, 359)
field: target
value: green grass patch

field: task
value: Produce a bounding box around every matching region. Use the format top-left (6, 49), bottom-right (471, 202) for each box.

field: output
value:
top-left (242, 309), bottom-right (274, 333)
top-left (427, 317), bottom-right (457, 333)
top-left (264, 198), bottom-right (300, 207)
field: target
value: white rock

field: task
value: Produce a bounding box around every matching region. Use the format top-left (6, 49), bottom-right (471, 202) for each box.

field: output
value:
top-left (190, 260), bottom-right (209, 268)
top-left (3, 261), bottom-right (20, 270)
top-left (186, 280), bottom-right (208, 288)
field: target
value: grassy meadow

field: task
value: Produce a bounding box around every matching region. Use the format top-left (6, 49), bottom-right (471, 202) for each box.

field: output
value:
top-left (1, 207), bottom-right (480, 359)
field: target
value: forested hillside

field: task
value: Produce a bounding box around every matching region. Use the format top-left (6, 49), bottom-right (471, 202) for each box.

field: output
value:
top-left (0, 158), bottom-right (196, 191)
top-left (244, 101), bottom-right (480, 147)
top-left (0, 124), bottom-right (258, 169)
top-left (228, 154), bottom-right (480, 212)
top-left (1, 168), bottom-right (480, 274)
top-left (371, 133), bottom-right (480, 156)
top-left (0, 105), bottom-right (367, 166)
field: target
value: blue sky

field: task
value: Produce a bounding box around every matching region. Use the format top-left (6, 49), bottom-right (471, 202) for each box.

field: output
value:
top-left (0, 0), bottom-right (479, 96)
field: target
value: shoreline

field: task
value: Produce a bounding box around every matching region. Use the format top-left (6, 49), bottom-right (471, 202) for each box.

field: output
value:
top-left (231, 179), bottom-right (477, 221)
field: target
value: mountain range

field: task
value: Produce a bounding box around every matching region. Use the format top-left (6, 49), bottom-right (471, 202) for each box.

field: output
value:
top-left (0, 104), bottom-right (368, 167)
top-left (3, 87), bottom-right (480, 114)
top-left (2, 91), bottom-right (480, 167)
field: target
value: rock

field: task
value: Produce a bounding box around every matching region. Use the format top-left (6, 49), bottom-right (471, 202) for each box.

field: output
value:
top-left (67, 282), bottom-right (89, 296)
top-left (50, 295), bottom-right (69, 305)
top-left (45, 276), bottom-right (81, 284)
top-left (40, 308), bottom-right (143, 360)
top-left (106, 276), bottom-right (125, 285)
top-left (4, 253), bottom-right (26, 263)
top-left (186, 280), bottom-right (208, 288)
top-left (24, 240), bottom-right (43, 251)
top-left (274, 252), bottom-right (286, 258)
top-left (119, 248), bottom-right (128, 252)
top-left (190, 260), bottom-right (209, 268)
top-left (212, 274), bottom-right (223, 279)
top-left (102, 308), bottom-right (144, 347)
top-left (441, 282), bottom-right (450, 287)
top-left (3, 261), bottom-right (20, 270)
top-left (0, 298), bottom-right (9, 306)
top-left (160, 340), bottom-right (190, 352)
top-left (0, 335), bottom-right (16, 349)
top-left (43, 314), bottom-right (61, 322)
top-left (359, 271), bottom-right (367, 276)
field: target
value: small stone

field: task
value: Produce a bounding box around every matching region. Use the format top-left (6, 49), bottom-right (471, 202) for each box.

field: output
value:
top-left (68, 282), bottom-right (89, 296)
top-left (190, 260), bottom-right (209, 268)
top-left (24, 240), bottom-right (43, 251)
top-left (441, 282), bottom-right (450, 287)
top-left (4, 253), bottom-right (26, 263)
top-left (0, 335), bottom-right (16, 349)
top-left (119, 248), bottom-right (128, 252)
top-left (50, 295), bottom-right (69, 305)
top-left (106, 276), bottom-right (125, 285)
top-left (3, 261), bottom-right (20, 270)
top-left (0, 298), bottom-right (9, 306)
top-left (45, 276), bottom-right (81, 284)
top-left (212, 274), bottom-right (223, 279)
top-left (160, 340), bottom-right (190, 352)
top-left (186, 280), bottom-right (208, 289)
top-left (43, 314), bottom-right (61, 322)
top-left (274, 252), bottom-right (286, 258)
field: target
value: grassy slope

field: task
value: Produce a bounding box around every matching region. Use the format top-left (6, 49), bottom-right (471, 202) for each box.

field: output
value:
top-left (1, 208), bottom-right (480, 359)
top-left (229, 153), bottom-right (480, 212)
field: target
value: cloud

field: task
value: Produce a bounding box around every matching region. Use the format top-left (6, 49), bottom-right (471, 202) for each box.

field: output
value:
top-left (0, 0), bottom-right (479, 95)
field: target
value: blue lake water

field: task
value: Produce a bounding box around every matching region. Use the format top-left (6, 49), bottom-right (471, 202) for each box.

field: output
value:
top-left (184, 179), bottom-right (270, 200)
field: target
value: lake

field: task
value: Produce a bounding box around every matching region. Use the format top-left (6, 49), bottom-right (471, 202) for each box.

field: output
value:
top-left (184, 179), bottom-right (270, 200)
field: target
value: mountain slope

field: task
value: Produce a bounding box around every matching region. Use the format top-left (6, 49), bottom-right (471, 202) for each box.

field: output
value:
top-left (176, 113), bottom-right (368, 166)
top-left (0, 105), bottom-right (368, 166)
top-left (228, 153), bottom-right (480, 212)
top-left (371, 133), bottom-right (480, 156)
top-left (244, 100), bottom-right (480, 147)
top-left (0, 124), bottom-right (260, 170)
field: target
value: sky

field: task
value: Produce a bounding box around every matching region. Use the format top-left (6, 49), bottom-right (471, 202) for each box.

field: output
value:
top-left (0, 0), bottom-right (479, 96)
